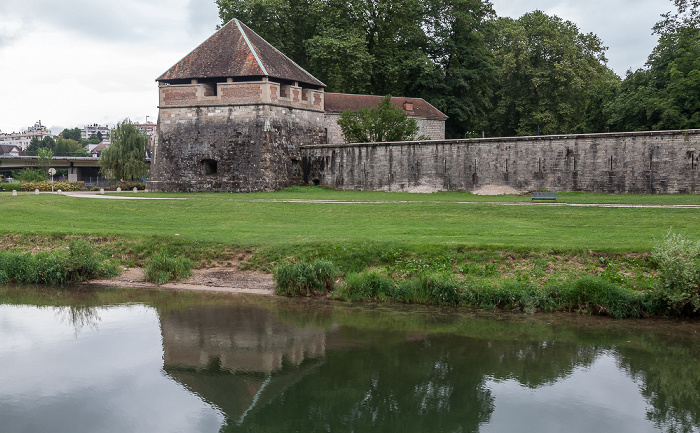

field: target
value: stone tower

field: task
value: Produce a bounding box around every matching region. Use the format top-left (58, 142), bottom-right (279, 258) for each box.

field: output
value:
top-left (148, 19), bottom-right (326, 192)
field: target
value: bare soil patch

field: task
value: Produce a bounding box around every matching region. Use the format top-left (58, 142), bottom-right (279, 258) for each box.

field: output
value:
top-left (472, 184), bottom-right (523, 195)
top-left (87, 266), bottom-right (275, 295)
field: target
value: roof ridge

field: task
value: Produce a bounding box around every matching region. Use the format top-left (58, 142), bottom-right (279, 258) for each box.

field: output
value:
top-left (234, 19), bottom-right (268, 76)
top-left (235, 20), bottom-right (325, 88)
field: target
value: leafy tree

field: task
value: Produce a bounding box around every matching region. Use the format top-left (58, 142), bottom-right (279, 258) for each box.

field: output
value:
top-left (14, 168), bottom-right (46, 182)
top-left (484, 11), bottom-right (611, 136)
top-left (604, 0), bottom-right (699, 132)
top-left (99, 119), bottom-right (149, 181)
top-left (54, 138), bottom-right (89, 157)
top-left (337, 95), bottom-right (419, 142)
top-left (60, 128), bottom-right (82, 142)
top-left (37, 148), bottom-right (53, 178)
top-left (26, 136), bottom-right (56, 155)
top-left (413, 0), bottom-right (497, 138)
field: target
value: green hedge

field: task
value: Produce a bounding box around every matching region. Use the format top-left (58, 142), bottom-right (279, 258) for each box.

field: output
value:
top-left (20, 181), bottom-right (81, 191)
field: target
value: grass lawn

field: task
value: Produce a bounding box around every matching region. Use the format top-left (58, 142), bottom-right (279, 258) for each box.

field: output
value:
top-left (5, 187), bottom-right (700, 316)
top-left (1, 187), bottom-right (699, 251)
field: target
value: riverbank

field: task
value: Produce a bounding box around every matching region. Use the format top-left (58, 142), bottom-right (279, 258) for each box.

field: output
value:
top-left (87, 265), bottom-right (274, 295)
top-left (3, 187), bottom-right (700, 317)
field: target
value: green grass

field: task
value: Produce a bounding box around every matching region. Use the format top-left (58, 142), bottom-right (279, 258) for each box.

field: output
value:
top-left (2, 188), bottom-right (700, 251)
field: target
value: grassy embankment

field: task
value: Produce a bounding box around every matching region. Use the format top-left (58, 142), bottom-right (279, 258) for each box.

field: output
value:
top-left (2, 186), bottom-right (700, 317)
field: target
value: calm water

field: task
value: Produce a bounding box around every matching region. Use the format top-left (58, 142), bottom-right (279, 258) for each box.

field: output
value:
top-left (1, 286), bottom-right (699, 433)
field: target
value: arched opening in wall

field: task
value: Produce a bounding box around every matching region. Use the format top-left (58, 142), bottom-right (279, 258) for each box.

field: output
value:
top-left (312, 178), bottom-right (320, 186)
top-left (201, 159), bottom-right (218, 176)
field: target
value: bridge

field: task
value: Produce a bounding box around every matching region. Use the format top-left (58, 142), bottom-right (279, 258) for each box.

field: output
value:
top-left (0, 156), bottom-right (150, 181)
top-left (0, 155), bottom-right (102, 181)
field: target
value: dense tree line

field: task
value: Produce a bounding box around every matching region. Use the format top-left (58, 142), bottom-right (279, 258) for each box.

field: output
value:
top-left (218, 0), bottom-right (698, 138)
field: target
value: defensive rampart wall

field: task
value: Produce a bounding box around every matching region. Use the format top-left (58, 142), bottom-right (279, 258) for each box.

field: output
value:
top-left (302, 130), bottom-right (700, 194)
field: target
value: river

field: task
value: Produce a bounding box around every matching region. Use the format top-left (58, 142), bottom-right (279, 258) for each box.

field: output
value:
top-left (1, 285), bottom-right (699, 432)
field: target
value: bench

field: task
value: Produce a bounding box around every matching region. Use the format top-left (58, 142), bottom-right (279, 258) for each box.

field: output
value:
top-left (531, 192), bottom-right (558, 201)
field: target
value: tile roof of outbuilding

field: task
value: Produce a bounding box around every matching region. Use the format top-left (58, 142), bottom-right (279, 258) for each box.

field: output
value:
top-left (157, 19), bottom-right (324, 88)
top-left (324, 93), bottom-right (447, 119)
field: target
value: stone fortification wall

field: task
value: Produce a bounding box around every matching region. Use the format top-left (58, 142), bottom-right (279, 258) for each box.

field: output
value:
top-left (302, 130), bottom-right (700, 194)
top-left (148, 103), bottom-right (326, 192)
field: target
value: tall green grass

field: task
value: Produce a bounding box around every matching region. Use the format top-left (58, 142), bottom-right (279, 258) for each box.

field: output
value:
top-left (0, 239), bottom-right (119, 285)
top-left (143, 253), bottom-right (192, 285)
top-left (274, 260), bottom-right (338, 296)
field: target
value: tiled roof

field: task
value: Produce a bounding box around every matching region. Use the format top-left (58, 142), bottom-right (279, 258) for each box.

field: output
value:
top-left (324, 93), bottom-right (447, 119)
top-left (0, 144), bottom-right (22, 155)
top-left (157, 19), bottom-right (324, 88)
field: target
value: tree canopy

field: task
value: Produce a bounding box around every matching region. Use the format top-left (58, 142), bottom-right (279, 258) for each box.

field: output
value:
top-left (337, 95), bottom-right (419, 143)
top-left (217, 0), bottom-right (497, 138)
top-left (482, 11), bottom-right (611, 136)
top-left (99, 120), bottom-right (149, 181)
top-left (217, 0), bottom-right (697, 137)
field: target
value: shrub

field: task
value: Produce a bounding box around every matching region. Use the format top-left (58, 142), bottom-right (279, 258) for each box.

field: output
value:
top-left (274, 260), bottom-right (338, 296)
top-left (338, 270), bottom-right (396, 300)
top-left (15, 168), bottom-right (46, 182)
top-left (115, 181), bottom-right (146, 191)
top-left (428, 275), bottom-right (463, 305)
top-left (550, 276), bottom-right (649, 318)
top-left (143, 253), bottom-right (192, 285)
top-left (20, 181), bottom-right (81, 191)
top-left (651, 231), bottom-right (700, 315)
top-left (64, 239), bottom-right (103, 282)
top-left (0, 241), bottom-right (119, 285)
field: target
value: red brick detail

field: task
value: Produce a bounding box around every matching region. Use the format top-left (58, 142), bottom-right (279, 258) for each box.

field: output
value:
top-left (162, 87), bottom-right (198, 105)
top-left (221, 84), bottom-right (263, 103)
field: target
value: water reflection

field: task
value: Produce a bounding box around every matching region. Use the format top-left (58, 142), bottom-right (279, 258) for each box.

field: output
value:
top-left (1, 289), bottom-right (699, 433)
top-left (160, 305), bottom-right (327, 425)
top-left (158, 303), bottom-right (699, 433)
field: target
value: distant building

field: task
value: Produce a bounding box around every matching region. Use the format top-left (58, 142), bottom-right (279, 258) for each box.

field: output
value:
top-left (0, 121), bottom-right (54, 150)
top-left (133, 121), bottom-right (156, 150)
top-left (90, 142), bottom-right (108, 157)
top-left (0, 144), bottom-right (24, 156)
top-left (82, 124), bottom-right (112, 144)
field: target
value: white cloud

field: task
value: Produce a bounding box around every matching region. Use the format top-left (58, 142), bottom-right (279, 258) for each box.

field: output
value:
top-left (0, 0), bottom-right (220, 133)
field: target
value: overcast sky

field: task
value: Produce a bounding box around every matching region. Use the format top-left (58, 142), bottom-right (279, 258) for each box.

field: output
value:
top-left (0, 0), bottom-right (673, 134)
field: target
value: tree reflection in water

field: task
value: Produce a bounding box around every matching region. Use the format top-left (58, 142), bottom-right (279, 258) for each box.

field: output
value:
top-left (158, 303), bottom-right (700, 433)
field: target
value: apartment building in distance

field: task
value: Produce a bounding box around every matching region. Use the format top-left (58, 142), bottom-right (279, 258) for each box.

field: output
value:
top-left (82, 124), bottom-right (112, 144)
top-left (0, 121), bottom-right (54, 150)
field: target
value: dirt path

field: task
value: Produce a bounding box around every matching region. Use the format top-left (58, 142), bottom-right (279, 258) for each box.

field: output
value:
top-left (87, 266), bottom-right (275, 295)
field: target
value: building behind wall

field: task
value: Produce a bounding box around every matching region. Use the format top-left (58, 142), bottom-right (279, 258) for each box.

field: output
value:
top-left (324, 93), bottom-right (446, 144)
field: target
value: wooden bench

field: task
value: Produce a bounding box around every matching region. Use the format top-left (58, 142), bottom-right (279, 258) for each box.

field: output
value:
top-left (531, 192), bottom-right (558, 201)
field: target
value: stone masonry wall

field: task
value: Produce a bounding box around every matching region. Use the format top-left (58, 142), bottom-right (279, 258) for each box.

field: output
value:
top-left (302, 130), bottom-right (700, 194)
top-left (148, 104), bottom-right (326, 192)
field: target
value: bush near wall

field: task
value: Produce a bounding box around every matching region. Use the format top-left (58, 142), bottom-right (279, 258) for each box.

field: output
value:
top-left (20, 181), bottom-right (81, 191)
top-left (114, 181), bottom-right (146, 190)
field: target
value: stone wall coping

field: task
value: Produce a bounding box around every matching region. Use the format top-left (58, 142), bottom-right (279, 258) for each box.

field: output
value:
top-left (302, 129), bottom-right (700, 149)
top-left (324, 112), bottom-right (447, 121)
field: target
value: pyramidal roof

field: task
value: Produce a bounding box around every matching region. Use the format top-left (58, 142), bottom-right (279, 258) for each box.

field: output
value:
top-left (157, 19), bottom-right (324, 88)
